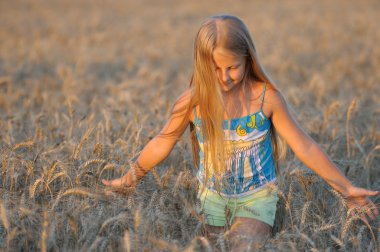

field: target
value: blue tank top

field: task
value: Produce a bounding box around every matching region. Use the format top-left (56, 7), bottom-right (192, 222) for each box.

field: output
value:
top-left (193, 84), bottom-right (276, 198)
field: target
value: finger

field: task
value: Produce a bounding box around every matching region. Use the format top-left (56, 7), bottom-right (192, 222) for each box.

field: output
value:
top-left (102, 179), bottom-right (110, 186)
top-left (363, 190), bottom-right (379, 197)
top-left (368, 201), bottom-right (379, 217)
top-left (365, 206), bottom-right (376, 220)
top-left (350, 210), bottom-right (355, 218)
top-left (359, 213), bottom-right (369, 225)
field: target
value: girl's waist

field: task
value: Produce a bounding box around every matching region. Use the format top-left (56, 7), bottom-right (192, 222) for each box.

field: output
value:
top-left (197, 177), bottom-right (277, 198)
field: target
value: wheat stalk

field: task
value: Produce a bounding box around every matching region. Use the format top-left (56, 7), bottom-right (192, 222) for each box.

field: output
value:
top-left (19, 207), bottom-right (35, 219)
top-left (300, 201), bottom-right (311, 226)
top-left (134, 206), bottom-right (141, 232)
top-left (2, 157), bottom-right (7, 187)
top-left (341, 215), bottom-right (360, 239)
top-left (162, 165), bottom-right (174, 188)
top-left (51, 188), bottom-right (97, 210)
top-left (123, 230), bottom-right (132, 252)
top-left (73, 127), bottom-right (94, 160)
top-left (98, 213), bottom-right (128, 234)
top-left (151, 168), bottom-right (163, 188)
top-left (173, 171), bottom-right (184, 195)
top-left (346, 98), bottom-right (357, 159)
top-left (0, 202), bottom-right (9, 232)
top-left (41, 211), bottom-right (48, 252)
top-left (224, 220), bottom-right (244, 243)
top-left (102, 109), bottom-right (112, 133)
top-left (330, 234), bottom-right (344, 251)
top-left (184, 236), bottom-right (212, 252)
top-left (148, 236), bottom-right (180, 252)
top-left (356, 225), bottom-right (366, 249)
top-left (286, 181), bottom-right (294, 228)
top-left (179, 194), bottom-right (205, 223)
top-left (97, 122), bottom-right (104, 144)
top-left (88, 236), bottom-right (104, 251)
top-left (98, 163), bottom-right (117, 179)
top-left (299, 232), bottom-right (315, 248)
top-left (66, 214), bottom-right (78, 236)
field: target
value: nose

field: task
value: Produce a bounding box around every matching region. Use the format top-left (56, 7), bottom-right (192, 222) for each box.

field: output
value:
top-left (220, 69), bottom-right (230, 83)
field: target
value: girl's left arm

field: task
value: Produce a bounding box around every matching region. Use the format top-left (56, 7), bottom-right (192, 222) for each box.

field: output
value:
top-left (269, 89), bottom-right (379, 220)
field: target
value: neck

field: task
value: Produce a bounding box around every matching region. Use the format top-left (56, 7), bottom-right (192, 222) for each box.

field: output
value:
top-left (222, 82), bottom-right (246, 103)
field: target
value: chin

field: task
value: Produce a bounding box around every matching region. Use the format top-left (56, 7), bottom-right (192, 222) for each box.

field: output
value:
top-left (221, 83), bottom-right (238, 92)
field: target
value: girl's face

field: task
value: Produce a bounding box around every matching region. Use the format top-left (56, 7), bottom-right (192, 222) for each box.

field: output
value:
top-left (213, 47), bottom-right (246, 92)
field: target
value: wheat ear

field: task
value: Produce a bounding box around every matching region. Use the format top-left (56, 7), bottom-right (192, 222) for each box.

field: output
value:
top-left (12, 140), bottom-right (34, 151)
top-left (51, 188), bottom-right (97, 210)
top-left (0, 202), bottom-right (10, 232)
top-left (73, 127), bottom-right (94, 160)
top-left (148, 236), bottom-right (180, 252)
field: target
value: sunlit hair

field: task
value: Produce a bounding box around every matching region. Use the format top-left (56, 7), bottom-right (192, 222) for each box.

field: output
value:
top-left (162, 14), bottom-right (286, 189)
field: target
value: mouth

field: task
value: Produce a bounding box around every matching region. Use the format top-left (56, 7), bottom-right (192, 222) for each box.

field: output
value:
top-left (222, 81), bottom-right (233, 87)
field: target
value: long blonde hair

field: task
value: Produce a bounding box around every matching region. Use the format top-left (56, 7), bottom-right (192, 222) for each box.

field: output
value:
top-left (165, 15), bottom-right (286, 185)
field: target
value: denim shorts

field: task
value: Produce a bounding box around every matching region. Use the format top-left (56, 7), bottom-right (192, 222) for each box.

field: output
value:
top-left (197, 186), bottom-right (278, 227)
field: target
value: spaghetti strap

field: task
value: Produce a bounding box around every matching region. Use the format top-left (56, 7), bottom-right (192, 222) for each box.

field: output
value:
top-left (193, 107), bottom-right (198, 121)
top-left (259, 83), bottom-right (267, 111)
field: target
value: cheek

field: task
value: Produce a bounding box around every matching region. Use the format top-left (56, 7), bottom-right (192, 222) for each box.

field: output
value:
top-left (232, 69), bottom-right (245, 81)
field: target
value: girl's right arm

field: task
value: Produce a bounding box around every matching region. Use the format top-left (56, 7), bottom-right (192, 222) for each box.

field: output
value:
top-left (102, 89), bottom-right (193, 188)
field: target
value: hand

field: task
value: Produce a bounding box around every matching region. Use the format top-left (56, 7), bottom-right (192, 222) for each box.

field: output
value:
top-left (102, 170), bottom-right (138, 188)
top-left (342, 187), bottom-right (379, 223)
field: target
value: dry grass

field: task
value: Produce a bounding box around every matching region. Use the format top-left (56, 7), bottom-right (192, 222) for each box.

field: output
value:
top-left (0, 0), bottom-right (379, 251)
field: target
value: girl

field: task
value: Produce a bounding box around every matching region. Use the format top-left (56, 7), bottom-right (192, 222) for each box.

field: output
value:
top-left (102, 15), bottom-right (378, 250)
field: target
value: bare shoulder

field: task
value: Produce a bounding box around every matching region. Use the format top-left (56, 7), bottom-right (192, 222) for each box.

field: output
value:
top-left (171, 88), bottom-right (195, 122)
top-left (175, 88), bottom-right (192, 103)
top-left (262, 85), bottom-right (287, 117)
top-left (264, 87), bottom-right (286, 105)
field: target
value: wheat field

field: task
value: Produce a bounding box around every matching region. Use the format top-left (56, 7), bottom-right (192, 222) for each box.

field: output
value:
top-left (0, 0), bottom-right (379, 251)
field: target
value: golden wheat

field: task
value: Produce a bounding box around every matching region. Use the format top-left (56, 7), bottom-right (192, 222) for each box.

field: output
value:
top-left (41, 211), bottom-right (48, 252)
top-left (2, 157), bottom-right (7, 187)
top-left (185, 236), bottom-right (212, 252)
top-left (99, 212), bottom-right (128, 234)
top-left (179, 194), bottom-right (205, 223)
top-left (51, 188), bottom-right (98, 210)
top-left (330, 234), bottom-right (344, 251)
top-left (318, 223), bottom-right (335, 232)
top-left (300, 201), bottom-right (311, 226)
top-left (148, 236), bottom-right (180, 252)
top-left (134, 205), bottom-right (141, 232)
top-left (73, 127), bottom-right (94, 160)
top-left (162, 165), bottom-right (174, 188)
top-left (29, 178), bottom-right (44, 198)
top-left (80, 158), bottom-right (106, 170)
top-left (46, 160), bottom-right (59, 181)
top-left (0, 202), bottom-right (10, 232)
top-left (346, 98), bottom-right (357, 159)
top-left (341, 215), bottom-right (360, 239)
top-left (123, 230), bottom-right (132, 252)
top-left (12, 140), bottom-right (34, 151)
top-left (151, 168), bottom-right (163, 188)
